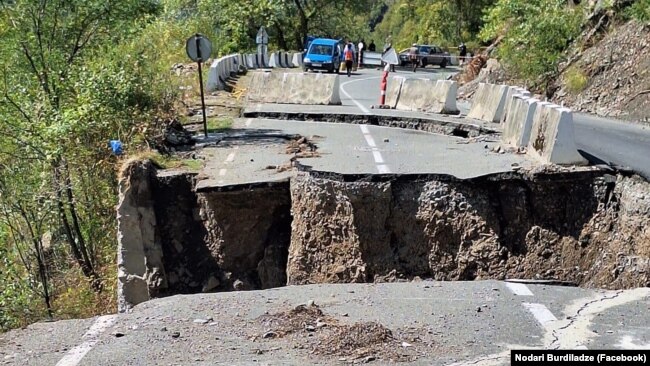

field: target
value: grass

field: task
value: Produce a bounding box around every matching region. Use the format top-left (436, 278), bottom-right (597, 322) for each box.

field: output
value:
top-left (122, 150), bottom-right (204, 173)
top-left (207, 116), bottom-right (233, 132)
top-left (564, 66), bottom-right (589, 94)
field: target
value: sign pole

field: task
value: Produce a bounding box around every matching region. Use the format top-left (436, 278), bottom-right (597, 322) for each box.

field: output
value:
top-left (195, 35), bottom-right (208, 138)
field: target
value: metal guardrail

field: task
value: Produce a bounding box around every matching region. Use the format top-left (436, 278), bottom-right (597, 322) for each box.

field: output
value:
top-left (362, 51), bottom-right (383, 66)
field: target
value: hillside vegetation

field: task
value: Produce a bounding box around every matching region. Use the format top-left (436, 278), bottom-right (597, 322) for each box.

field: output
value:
top-left (1, 0), bottom-right (648, 331)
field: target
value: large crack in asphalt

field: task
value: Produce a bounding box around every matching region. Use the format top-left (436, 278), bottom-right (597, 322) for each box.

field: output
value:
top-left (545, 288), bottom-right (649, 349)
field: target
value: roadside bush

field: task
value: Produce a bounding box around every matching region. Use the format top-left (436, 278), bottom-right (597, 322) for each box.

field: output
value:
top-left (626, 0), bottom-right (650, 23)
top-left (480, 0), bottom-right (585, 84)
top-left (564, 66), bottom-right (589, 94)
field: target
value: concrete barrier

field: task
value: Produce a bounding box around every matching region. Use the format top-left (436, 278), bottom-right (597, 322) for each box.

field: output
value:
top-left (502, 95), bottom-right (539, 147)
top-left (206, 53), bottom-right (243, 91)
top-left (385, 76), bottom-right (405, 108)
top-left (283, 52), bottom-right (293, 68)
top-left (394, 78), bottom-right (459, 114)
top-left (500, 86), bottom-right (530, 124)
top-left (247, 71), bottom-right (341, 105)
top-left (467, 83), bottom-right (508, 123)
top-left (268, 52), bottom-right (278, 68)
top-left (292, 52), bottom-right (304, 68)
top-left (245, 54), bottom-right (256, 69)
top-left (527, 103), bottom-right (588, 165)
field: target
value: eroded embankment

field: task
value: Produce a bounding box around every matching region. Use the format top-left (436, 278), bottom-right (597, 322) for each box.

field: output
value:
top-left (117, 161), bottom-right (649, 311)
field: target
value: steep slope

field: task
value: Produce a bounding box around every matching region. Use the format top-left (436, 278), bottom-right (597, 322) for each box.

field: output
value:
top-left (553, 21), bottom-right (650, 123)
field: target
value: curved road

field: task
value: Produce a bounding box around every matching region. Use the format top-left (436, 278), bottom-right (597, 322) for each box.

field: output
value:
top-left (340, 67), bottom-right (650, 179)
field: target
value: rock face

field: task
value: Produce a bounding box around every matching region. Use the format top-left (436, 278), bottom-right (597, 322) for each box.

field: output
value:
top-left (117, 161), bottom-right (291, 311)
top-left (117, 161), bottom-right (167, 312)
top-left (117, 161), bottom-right (649, 309)
top-left (287, 172), bottom-right (649, 288)
top-left (199, 185), bottom-right (291, 290)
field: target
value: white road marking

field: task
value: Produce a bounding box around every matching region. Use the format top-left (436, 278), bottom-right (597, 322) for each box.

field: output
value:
top-left (377, 164), bottom-right (391, 174)
top-left (363, 134), bottom-right (377, 147)
top-left (340, 76), bottom-right (381, 115)
top-left (522, 302), bottom-right (558, 326)
top-left (372, 150), bottom-right (385, 164)
top-left (225, 152), bottom-right (236, 163)
top-left (218, 168), bottom-right (227, 176)
top-left (505, 282), bottom-right (534, 296)
top-left (358, 124), bottom-right (392, 173)
top-left (245, 118), bottom-right (252, 127)
top-left (55, 315), bottom-right (117, 366)
top-left (617, 335), bottom-right (650, 350)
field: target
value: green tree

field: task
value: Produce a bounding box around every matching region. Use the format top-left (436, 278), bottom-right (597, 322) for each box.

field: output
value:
top-left (480, 0), bottom-right (584, 84)
top-left (0, 0), bottom-right (163, 324)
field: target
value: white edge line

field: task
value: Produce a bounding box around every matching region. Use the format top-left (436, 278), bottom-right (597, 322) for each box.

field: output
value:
top-left (505, 282), bottom-right (534, 296)
top-left (364, 134), bottom-right (377, 148)
top-left (372, 150), bottom-right (385, 164)
top-left (340, 77), bottom-right (380, 115)
top-left (522, 303), bottom-right (558, 326)
top-left (377, 164), bottom-right (391, 174)
top-left (55, 315), bottom-right (117, 366)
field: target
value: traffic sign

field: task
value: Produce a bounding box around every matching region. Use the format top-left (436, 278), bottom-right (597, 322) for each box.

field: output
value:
top-left (256, 26), bottom-right (269, 45)
top-left (185, 34), bottom-right (212, 138)
top-left (186, 34), bottom-right (212, 62)
top-left (381, 48), bottom-right (399, 65)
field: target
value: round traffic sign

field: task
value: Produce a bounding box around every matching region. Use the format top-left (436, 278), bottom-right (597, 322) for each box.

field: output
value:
top-left (186, 34), bottom-right (212, 62)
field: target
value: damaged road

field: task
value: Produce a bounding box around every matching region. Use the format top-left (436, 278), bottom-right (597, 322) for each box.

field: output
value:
top-left (115, 113), bottom-right (649, 314)
top-left (2, 281), bottom-right (648, 365)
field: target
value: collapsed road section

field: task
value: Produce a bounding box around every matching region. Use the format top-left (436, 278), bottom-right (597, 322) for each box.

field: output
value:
top-left (116, 115), bottom-right (649, 312)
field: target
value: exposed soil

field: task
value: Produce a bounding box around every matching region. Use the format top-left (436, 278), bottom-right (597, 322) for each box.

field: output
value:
top-left (254, 303), bottom-right (424, 363)
top-left (553, 21), bottom-right (650, 123)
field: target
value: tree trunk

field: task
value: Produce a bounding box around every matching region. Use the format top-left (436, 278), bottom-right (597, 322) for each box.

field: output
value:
top-left (294, 0), bottom-right (309, 51)
top-left (274, 23), bottom-right (288, 50)
top-left (53, 163), bottom-right (102, 293)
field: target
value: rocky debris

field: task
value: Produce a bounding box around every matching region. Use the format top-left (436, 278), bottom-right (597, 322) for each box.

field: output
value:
top-left (456, 58), bottom-right (509, 101)
top-left (257, 303), bottom-right (335, 338)
top-left (147, 118), bottom-right (195, 154)
top-left (287, 172), bottom-right (649, 289)
top-left (314, 322), bottom-right (408, 361)
top-left (285, 135), bottom-right (319, 158)
top-left (118, 162), bottom-right (648, 311)
top-left (255, 304), bottom-right (423, 362)
top-left (553, 21), bottom-right (650, 123)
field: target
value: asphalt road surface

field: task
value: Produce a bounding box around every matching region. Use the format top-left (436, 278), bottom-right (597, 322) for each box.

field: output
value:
top-left (196, 117), bottom-right (533, 190)
top-left (340, 67), bottom-right (650, 179)
top-left (2, 281), bottom-right (648, 365)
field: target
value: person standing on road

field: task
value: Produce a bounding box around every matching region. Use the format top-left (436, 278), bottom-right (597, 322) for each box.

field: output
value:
top-left (409, 43), bottom-right (419, 73)
top-left (459, 42), bottom-right (467, 66)
top-left (344, 43), bottom-right (354, 77)
top-left (368, 40), bottom-right (376, 52)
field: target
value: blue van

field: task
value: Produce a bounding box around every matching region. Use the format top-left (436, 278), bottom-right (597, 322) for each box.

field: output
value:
top-left (303, 38), bottom-right (341, 73)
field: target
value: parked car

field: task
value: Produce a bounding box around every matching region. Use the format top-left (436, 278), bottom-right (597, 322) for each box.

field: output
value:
top-left (303, 38), bottom-right (341, 73)
top-left (399, 45), bottom-right (450, 68)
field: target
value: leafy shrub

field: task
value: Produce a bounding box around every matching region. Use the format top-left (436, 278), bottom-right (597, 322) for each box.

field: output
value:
top-left (565, 66), bottom-right (589, 94)
top-left (626, 0), bottom-right (650, 23)
top-left (480, 0), bottom-right (585, 83)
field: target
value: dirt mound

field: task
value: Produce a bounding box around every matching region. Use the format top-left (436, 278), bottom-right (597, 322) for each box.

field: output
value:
top-left (456, 58), bottom-right (510, 100)
top-left (553, 21), bottom-right (650, 123)
top-left (257, 303), bottom-right (333, 337)
top-left (255, 304), bottom-right (423, 363)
